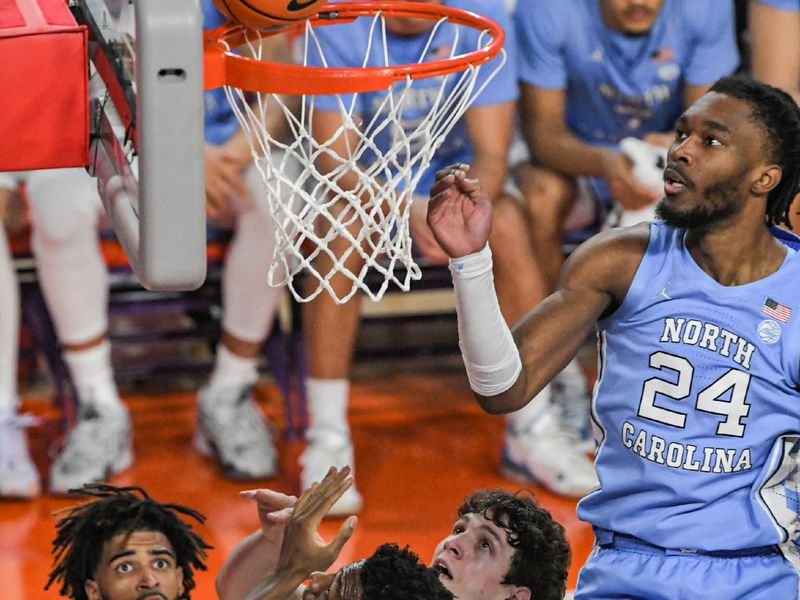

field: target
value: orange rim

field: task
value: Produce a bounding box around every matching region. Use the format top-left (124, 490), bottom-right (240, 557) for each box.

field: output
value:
top-left (203, 1), bottom-right (505, 94)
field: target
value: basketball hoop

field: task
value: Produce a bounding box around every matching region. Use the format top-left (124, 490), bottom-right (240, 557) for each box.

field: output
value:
top-left (204, 1), bottom-right (506, 303)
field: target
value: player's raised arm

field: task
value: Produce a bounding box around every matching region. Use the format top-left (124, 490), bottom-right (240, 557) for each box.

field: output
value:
top-left (428, 165), bottom-right (649, 414)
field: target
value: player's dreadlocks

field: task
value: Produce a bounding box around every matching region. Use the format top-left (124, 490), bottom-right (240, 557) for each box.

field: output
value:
top-left (45, 483), bottom-right (212, 600)
top-left (709, 76), bottom-right (800, 229)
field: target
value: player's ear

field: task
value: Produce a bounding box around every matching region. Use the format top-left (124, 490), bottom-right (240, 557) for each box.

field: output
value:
top-left (84, 579), bottom-right (101, 600)
top-left (750, 164), bottom-right (782, 196)
top-left (507, 585), bottom-right (531, 600)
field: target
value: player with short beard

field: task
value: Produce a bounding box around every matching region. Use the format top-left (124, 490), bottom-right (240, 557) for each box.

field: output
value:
top-left (426, 76), bottom-right (800, 597)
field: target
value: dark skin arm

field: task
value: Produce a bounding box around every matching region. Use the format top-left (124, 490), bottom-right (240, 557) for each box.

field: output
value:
top-left (749, 0), bottom-right (800, 104)
top-left (428, 165), bottom-right (649, 413)
top-left (242, 467), bottom-right (357, 600)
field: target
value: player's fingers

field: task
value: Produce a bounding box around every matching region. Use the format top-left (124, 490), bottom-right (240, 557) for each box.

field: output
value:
top-left (456, 176), bottom-right (482, 195)
top-left (429, 174), bottom-right (457, 198)
top-left (325, 515), bottom-right (357, 556)
top-left (263, 506), bottom-right (294, 523)
top-left (241, 489), bottom-right (297, 505)
top-left (293, 480), bottom-right (322, 514)
top-left (434, 163), bottom-right (468, 181)
top-left (296, 467), bottom-right (339, 514)
top-left (304, 471), bottom-right (352, 521)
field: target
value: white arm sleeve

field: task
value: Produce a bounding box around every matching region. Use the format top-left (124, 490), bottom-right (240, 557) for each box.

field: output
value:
top-left (449, 244), bottom-right (523, 396)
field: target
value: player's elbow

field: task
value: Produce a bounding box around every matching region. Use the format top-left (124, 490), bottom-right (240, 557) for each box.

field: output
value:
top-left (474, 384), bottom-right (527, 415)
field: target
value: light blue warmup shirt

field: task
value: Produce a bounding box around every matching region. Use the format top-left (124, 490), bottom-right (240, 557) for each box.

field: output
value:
top-left (304, 0), bottom-right (518, 195)
top-left (580, 221), bottom-right (800, 560)
top-left (755, 0), bottom-right (799, 10)
top-left (514, 0), bottom-right (739, 204)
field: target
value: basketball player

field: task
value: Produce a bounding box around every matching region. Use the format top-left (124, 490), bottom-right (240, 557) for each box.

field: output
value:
top-left (427, 76), bottom-right (800, 597)
top-left (217, 467), bottom-right (452, 600)
top-left (45, 483), bottom-right (211, 600)
top-left (299, 0), bottom-right (596, 511)
top-left (192, 0), bottom-right (295, 482)
top-left (513, 0), bottom-right (739, 287)
top-left (217, 467), bottom-right (570, 600)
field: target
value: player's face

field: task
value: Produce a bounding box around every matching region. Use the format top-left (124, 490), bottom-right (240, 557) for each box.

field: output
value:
top-left (657, 92), bottom-right (771, 229)
top-left (84, 530), bottom-right (184, 600)
top-left (384, 0), bottom-right (443, 37)
top-left (430, 513), bottom-right (527, 600)
top-left (599, 0), bottom-right (664, 36)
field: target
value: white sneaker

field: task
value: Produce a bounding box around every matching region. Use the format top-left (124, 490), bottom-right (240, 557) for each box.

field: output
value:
top-left (300, 434), bottom-right (363, 516)
top-left (551, 362), bottom-right (595, 453)
top-left (502, 408), bottom-right (599, 499)
top-left (0, 410), bottom-right (41, 499)
top-left (193, 383), bottom-right (277, 480)
top-left (49, 401), bottom-right (133, 494)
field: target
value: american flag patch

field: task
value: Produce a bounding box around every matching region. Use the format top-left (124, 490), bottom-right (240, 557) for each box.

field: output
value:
top-left (762, 298), bottom-right (793, 323)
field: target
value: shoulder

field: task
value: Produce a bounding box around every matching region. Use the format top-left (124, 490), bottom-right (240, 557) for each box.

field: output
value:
top-left (449, 0), bottom-right (514, 34)
top-left (560, 222), bottom-right (652, 304)
top-left (513, 0), bottom-right (574, 34)
top-left (669, 0), bottom-right (734, 33)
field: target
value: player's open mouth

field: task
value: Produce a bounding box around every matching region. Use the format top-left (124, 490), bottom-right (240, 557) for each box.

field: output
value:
top-left (433, 559), bottom-right (453, 580)
top-left (663, 167), bottom-right (688, 195)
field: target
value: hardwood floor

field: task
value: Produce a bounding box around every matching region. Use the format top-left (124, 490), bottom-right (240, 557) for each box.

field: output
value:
top-left (0, 363), bottom-right (593, 599)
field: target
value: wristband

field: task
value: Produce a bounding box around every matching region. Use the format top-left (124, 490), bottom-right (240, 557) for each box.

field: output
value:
top-left (449, 244), bottom-right (522, 395)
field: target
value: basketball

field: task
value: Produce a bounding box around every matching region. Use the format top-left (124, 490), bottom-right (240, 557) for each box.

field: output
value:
top-left (212, 0), bottom-right (326, 29)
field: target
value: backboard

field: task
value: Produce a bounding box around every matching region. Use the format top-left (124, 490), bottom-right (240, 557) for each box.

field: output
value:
top-left (0, 0), bottom-right (206, 291)
top-left (73, 0), bottom-right (206, 291)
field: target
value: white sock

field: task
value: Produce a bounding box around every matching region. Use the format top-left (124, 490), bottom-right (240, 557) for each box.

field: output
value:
top-left (506, 384), bottom-right (553, 433)
top-left (305, 378), bottom-right (350, 444)
top-left (63, 340), bottom-right (120, 408)
top-left (208, 344), bottom-right (259, 392)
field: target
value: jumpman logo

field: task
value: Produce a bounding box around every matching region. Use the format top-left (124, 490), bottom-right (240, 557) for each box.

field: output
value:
top-left (657, 285), bottom-right (672, 300)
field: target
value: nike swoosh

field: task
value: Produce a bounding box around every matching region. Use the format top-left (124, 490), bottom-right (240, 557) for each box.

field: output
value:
top-left (287, 0), bottom-right (318, 10)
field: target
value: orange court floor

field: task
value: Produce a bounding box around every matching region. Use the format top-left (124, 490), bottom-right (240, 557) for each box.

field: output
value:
top-left (0, 359), bottom-right (594, 599)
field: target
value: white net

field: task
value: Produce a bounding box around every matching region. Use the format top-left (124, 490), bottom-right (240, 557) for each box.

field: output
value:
top-left (222, 10), bottom-right (505, 304)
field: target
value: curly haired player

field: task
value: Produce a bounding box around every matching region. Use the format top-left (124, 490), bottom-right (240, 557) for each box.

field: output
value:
top-left (46, 483), bottom-right (212, 600)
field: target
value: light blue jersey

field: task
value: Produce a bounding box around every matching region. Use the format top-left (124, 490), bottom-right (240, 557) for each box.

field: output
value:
top-left (579, 222), bottom-right (800, 565)
top-left (305, 0), bottom-right (518, 195)
top-left (515, 0), bottom-right (738, 204)
top-left (203, 0), bottom-right (239, 145)
top-left (515, 0), bottom-right (739, 146)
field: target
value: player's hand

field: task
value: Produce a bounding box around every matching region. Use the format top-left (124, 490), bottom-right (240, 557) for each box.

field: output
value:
top-left (204, 143), bottom-right (249, 219)
top-left (427, 164), bottom-right (492, 258)
top-left (275, 466), bottom-right (357, 578)
top-left (302, 571), bottom-right (337, 600)
top-left (409, 195), bottom-right (450, 264)
top-left (601, 150), bottom-right (660, 210)
top-left (239, 488), bottom-right (298, 547)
